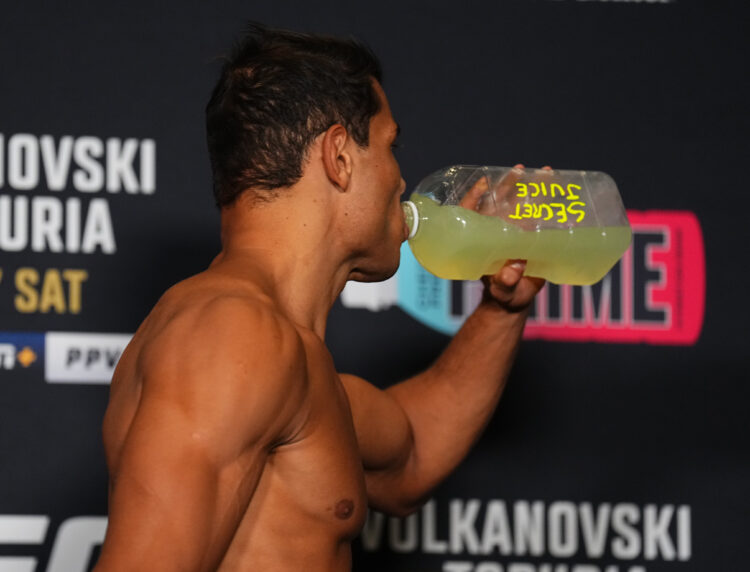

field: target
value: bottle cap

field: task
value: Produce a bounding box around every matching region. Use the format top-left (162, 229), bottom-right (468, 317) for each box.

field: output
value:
top-left (402, 200), bottom-right (419, 239)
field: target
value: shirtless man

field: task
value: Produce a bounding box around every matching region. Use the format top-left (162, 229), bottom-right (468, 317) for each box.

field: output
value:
top-left (95, 24), bottom-right (544, 571)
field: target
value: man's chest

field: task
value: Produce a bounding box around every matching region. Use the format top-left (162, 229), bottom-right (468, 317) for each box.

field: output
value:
top-left (217, 363), bottom-right (368, 570)
top-left (242, 352), bottom-right (369, 540)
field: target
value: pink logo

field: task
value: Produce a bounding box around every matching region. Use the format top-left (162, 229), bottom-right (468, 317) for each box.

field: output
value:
top-left (524, 210), bottom-right (705, 345)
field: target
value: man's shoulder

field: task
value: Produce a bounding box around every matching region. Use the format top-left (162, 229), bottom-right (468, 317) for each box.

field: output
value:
top-left (104, 273), bottom-right (312, 456)
top-left (161, 273), bottom-right (298, 336)
top-left (139, 275), bottom-right (307, 390)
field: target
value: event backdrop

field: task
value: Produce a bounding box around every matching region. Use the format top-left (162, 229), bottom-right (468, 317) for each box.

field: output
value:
top-left (1, 1), bottom-right (748, 571)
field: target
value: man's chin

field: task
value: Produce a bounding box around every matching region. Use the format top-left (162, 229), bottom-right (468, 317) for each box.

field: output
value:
top-left (349, 255), bottom-right (400, 283)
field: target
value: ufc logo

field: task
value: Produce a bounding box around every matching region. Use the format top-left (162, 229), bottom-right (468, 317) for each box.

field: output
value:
top-left (0, 515), bottom-right (106, 572)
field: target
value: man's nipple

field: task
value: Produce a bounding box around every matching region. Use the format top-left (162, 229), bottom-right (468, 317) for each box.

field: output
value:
top-left (334, 499), bottom-right (354, 520)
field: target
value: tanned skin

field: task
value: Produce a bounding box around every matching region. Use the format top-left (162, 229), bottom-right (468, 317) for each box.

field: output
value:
top-left (95, 82), bottom-right (545, 571)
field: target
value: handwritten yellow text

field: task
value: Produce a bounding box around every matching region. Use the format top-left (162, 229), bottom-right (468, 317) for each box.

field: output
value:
top-left (512, 182), bottom-right (587, 223)
top-left (515, 182), bottom-right (582, 200)
top-left (508, 202), bottom-right (587, 224)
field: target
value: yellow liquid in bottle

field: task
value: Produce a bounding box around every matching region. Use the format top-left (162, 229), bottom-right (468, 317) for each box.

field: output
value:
top-left (407, 194), bottom-right (632, 285)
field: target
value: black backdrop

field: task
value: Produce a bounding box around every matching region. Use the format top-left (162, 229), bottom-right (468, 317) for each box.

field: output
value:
top-left (1, 1), bottom-right (748, 571)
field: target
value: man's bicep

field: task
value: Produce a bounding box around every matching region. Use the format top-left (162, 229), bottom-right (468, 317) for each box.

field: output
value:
top-left (340, 373), bottom-right (414, 473)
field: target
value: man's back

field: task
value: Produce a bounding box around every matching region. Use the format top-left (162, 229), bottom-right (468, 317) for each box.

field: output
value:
top-left (100, 267), bottom-right (368, 570)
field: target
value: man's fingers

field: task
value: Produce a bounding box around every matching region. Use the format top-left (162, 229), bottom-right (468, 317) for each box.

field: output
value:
top-left (459, 176), bottom-right (490, 210)
top-left (460, 164), bottom-right (531, 213)
top-left (528, 276), bottom-right (546, 291)
top-left (486, 260), bottom-right (526, 298)
top-left (483, 259), bottom-right (546, 311)
top-left (498, 260), bottom-right (526, 287)
top-left (495, 164), bottom-right (525, 200)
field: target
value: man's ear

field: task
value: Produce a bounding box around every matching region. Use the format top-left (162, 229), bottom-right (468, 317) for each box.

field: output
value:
top-left (321, 124), bottom-right (353, 191)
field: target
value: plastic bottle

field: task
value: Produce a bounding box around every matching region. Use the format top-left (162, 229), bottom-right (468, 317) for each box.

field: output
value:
top-left (401, 165), bottom-right (632, 285)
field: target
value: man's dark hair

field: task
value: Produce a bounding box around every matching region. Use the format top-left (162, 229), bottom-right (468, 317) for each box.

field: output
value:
top-left (206, 23), bottom-right (383, 207)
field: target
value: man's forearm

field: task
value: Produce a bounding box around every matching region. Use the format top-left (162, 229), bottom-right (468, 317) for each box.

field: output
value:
top-left (385, 298), bottom-right (529, 503)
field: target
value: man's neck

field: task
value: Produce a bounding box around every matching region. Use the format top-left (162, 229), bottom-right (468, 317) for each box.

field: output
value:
top-left (215, 186), bottom-right (352, 338)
